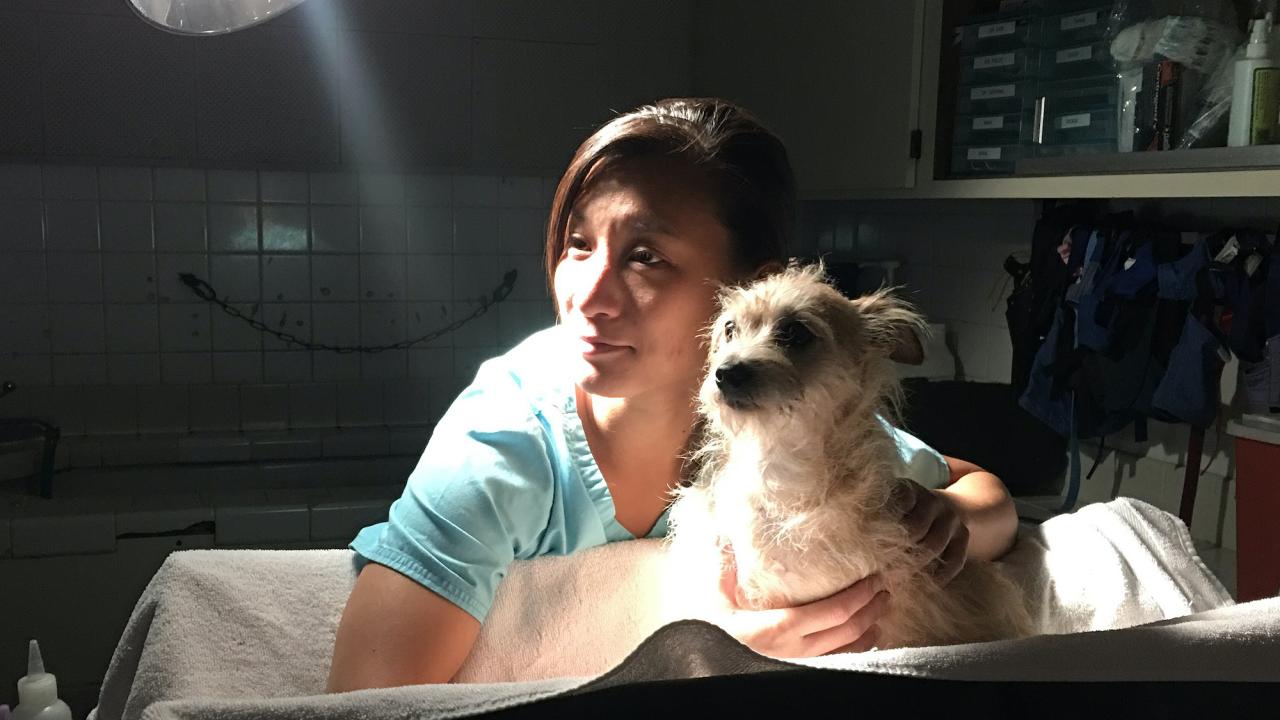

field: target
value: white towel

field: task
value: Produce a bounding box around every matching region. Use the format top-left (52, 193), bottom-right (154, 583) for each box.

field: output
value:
top-left (90, 498), bottom-right (1243, 720)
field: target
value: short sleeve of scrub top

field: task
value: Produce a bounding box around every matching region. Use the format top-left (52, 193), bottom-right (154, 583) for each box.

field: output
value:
top-left (349, 327), bottom-right (666, 624)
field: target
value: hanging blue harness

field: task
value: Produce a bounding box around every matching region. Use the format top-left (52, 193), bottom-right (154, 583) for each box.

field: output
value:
top-left (1019, 224), bottom-right (1273, 512)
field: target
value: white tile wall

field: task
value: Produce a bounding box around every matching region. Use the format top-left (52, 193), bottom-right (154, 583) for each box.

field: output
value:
top-left (212, 351), bottom-right (263, 384)
top-left (358, 255), bottom-right (405, 301)
top-left (42, 165), bottom-right (97, 199)
top-left (208, 203), bottom-right (259, 252)
top-left (263, 350), bottom-right (311, 383)
top-left (154, 168), bottom-right (206, 202)
top-left (311, 204), bottom-right (360, 252)
top-left (0, 200), bottom-right (43, 251)
top-left (361, 349), bottom-right (408, 380)
top-left (207, 170), bottom-right (257, 203)
top-left (359, 205), bottom-right (406, 254)
top-left (407, 205), bottom-right (454, 254)
top-left (43, 198), bottom-right (97, 249)
top-left (263, 254), bottom-right (311, 302)
top-left (102, 253), bottom-right (158, 303)
top-left (98, 166), bottom-right (152, 200)
top-left (106, 351), bottom-right (161, 384)
top-left (0, 3), bottom-right (681, 514)
top-left (260, 171), bottom-right (308, 204)
top-left (262, 204), bottom-right (309, 252)
top-left (154, 203), bottom-right (206, 251)
top-left (99, 201), bottom-right (153, 251)
top-left (405, 174), bottom-right (452, 206)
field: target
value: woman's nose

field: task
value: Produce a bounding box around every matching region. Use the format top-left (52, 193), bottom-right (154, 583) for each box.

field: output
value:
top-left (575, 249), bottom-right (623, 319)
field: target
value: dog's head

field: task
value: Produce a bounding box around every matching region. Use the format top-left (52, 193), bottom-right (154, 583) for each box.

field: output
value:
top-left (699, 262), bottom-right (925, 433)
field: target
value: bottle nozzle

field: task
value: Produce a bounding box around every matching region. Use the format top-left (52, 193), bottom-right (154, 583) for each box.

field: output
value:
top-left (16, 639), bottom-right (60, 712)
top-left (27, 639), bottom-right (45, 676)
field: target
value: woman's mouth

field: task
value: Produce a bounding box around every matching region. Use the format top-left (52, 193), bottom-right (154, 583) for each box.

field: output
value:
top-left (579, 337), bottom-right (628, 357)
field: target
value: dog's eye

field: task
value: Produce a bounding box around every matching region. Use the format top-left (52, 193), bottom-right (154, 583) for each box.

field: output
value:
top-left (722, 320), bottom-right (736, 340)
top-left (775, 319), bottom-right (813, 349)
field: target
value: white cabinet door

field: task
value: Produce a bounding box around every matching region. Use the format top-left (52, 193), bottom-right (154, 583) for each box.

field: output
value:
top-left (691, 0), bottom-right (925, 194)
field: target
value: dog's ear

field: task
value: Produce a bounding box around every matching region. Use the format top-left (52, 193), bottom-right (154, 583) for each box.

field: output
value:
top-left (847, 289), bottom-right (926, 363)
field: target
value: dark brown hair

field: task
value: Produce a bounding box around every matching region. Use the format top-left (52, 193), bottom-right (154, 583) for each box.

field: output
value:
top-left (544, 98), bottom-right (796, 295)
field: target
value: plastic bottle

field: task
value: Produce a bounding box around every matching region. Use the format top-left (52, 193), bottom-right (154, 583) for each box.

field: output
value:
top-left (1228, 14), bottom-right (1280, 146)
top-left (10, 641), bottom-right (72, 720)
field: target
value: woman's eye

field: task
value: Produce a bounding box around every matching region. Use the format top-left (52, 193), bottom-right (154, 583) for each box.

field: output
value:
top-left (629, 247), bottom-right (661, 266)
top-left (776, 319), bottom-right (813, 348)
top-left (723, 320), bottom-right (736, 340)
top-left (566, 235), bottom-right (589, 254)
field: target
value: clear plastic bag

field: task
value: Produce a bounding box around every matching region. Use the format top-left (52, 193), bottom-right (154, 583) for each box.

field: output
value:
top-left (1107, 0), bottom-right (1244, 149)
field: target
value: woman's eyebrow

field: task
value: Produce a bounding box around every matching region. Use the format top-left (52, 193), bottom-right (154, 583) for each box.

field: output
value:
top-left (567, 210), bottom-right (676, 236)
top-left (630, 213), bottom-right (675, 235)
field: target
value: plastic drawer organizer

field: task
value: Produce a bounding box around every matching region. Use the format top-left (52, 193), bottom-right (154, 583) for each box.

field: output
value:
top-left (951, 143), bottom-right (1023, 176)
top-left (956, 15), bottom-right (1041, 53)
top-left (1040, 6), bottom-right (1112, 46)
top-left (959, 47), bottom-right (1040, 84)
top-left (955, 79), bottom-right (1038, 115)
top-left (953, 110), bottom-right (1034, 145)
top-left (948, 5), bottom-right (1119, 176)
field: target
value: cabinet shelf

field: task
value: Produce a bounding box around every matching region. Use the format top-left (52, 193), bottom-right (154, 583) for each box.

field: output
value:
top-left (907, 0), bottom-right (1280, 201)
top-left (807, 165), bottom-right (1280, 200)
top-left (1016, 145), bottom-right (1280, 176)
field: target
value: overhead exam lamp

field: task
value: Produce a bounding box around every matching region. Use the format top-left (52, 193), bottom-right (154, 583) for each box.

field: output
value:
top-left (127, 0), bottom-right (308, 35)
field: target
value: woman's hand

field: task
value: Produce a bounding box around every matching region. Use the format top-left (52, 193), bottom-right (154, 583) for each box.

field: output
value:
top-left (894, 479), bottom-right (969, 586)
top-left (716, 547), bottom-right (890, 657)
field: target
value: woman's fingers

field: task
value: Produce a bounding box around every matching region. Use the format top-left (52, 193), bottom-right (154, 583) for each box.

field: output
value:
top-left (934, 524), bottom-right (969, 586)
top-left (718, 545), bottom-right (747, 608)
top-left (898, 482), bottom-right (938, 543)
top-left (919, 506), bottom-right (958, 557)
top-left (800, 590), bottom-right (891, 656)
top-left (843, 623), bottom-right (882, 653)
top-left (786, 574), bottom-right (885, 637)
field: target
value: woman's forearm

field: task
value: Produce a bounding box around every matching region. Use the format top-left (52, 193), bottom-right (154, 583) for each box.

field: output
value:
top-left (938, 470), bottom-right (1018, 561)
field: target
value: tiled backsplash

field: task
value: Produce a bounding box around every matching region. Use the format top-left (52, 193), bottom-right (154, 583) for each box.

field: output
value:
top-left (0, 164), bottom-right (558, 443)
top-left (802, 198), bottom-right (1039, 385)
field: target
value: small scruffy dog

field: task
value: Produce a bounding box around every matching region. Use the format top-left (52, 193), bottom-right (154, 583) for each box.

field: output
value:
top-left (667, 264), bottom-right (1033, 650)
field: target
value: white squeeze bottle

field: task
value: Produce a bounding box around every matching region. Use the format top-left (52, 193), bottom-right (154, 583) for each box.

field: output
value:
top-left (1228, 14), bottom-right (1279, 146)
top-left (11, 641), bottom-right (72, 720)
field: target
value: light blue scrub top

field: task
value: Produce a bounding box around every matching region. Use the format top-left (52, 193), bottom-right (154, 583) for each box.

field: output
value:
top-left (350, 326), bottom-right (950, 623)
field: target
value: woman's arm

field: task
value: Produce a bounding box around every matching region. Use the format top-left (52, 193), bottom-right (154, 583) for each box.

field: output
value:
top-left (326, 563), bottom-right (482, 691)
top-left (937, 455), bottom-right (1018, 561)
top-left (897, 455), bottom-right (1019, 585)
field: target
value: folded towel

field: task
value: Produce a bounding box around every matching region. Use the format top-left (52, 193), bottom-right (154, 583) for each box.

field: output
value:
top-left (998, 496), bottom-right (1233, 634)
top-left (90, 498), bottom-right (1241, 720)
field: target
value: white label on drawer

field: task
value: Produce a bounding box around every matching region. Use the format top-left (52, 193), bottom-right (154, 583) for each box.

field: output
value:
top-left (977, 21), bottom-right (1017, 39)
top-left (967, 147), bottom-right (1003, 160)
top-left (971, 84), bottom-right (1016, 100)
top-left (1057, 46), bottom-right (1093, 64)
top-left (974, 52), bottom-right (1016, 70)
top-left (1058, 112), bottom-right (1092, 129)
top-left (973, 115), bottom-right (1006, 130)
top-left (1060, 10), bottom-right (1100, 31)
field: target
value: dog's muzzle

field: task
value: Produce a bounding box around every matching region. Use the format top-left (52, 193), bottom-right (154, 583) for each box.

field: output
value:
top-left (714, 361), bottom-right (758, 408)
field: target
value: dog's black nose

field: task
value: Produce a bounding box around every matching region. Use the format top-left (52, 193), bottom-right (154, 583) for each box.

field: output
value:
top-left (715, 362), bottom-right (754, 392)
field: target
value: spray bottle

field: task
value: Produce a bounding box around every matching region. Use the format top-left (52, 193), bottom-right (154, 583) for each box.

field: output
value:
top-left (10, 641), bottom-right (72, 720)
top-left (1228, 13), bottom-right (1280, 146)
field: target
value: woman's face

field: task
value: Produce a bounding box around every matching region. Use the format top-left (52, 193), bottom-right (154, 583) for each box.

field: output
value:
top-left (554, 156), bottom-right (740, 402)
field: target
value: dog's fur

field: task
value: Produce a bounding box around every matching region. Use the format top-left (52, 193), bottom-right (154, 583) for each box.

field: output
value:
top-left (667, 263), bottom-right (1033, 649)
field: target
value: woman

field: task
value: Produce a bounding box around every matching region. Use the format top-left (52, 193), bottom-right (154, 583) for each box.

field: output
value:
top-left (326, 98), bottom-right (1018, 691)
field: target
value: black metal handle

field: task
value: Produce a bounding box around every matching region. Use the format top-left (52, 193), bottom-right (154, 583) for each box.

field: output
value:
top-left (0, 380), bottom-right (15, 401)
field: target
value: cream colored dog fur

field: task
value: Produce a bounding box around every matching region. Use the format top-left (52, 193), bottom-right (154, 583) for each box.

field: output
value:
top-left (667, 264), bottom-right (1033, 649)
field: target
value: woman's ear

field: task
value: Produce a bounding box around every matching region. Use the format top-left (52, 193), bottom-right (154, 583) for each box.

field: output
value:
top-left (752, 260), bottom-right (784, 280)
